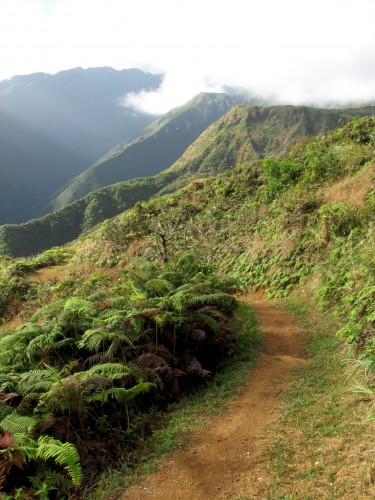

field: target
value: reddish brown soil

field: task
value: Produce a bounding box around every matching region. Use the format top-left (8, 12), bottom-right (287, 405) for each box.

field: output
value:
top-left (29, 265), bottom-right (68, 283)
top-left (119, 295), bottom-right (307, 500)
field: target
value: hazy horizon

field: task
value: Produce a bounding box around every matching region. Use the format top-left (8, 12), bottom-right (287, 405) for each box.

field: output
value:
top-left (1, 0), bottom-right (375, 114)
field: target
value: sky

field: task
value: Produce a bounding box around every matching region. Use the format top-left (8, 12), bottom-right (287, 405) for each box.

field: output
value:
top-left (0, 0), bottom-right (375, 114)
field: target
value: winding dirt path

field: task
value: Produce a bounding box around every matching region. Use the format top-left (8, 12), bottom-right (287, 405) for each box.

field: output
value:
top-left (119, 295), bottom-right (307, 500)
top-left (28, 265), bottom-right (68, 282)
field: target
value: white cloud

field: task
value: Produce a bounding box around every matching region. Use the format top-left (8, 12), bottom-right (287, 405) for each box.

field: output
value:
top-left (123, 73), bottom-right (225, 115)
top-left (0, 0), bottom-right (374, 111)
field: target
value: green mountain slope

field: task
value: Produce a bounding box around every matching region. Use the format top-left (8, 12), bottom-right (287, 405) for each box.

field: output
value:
top-left (87, 114), bottom-right (374, 359)
top-left (1, 104), bottom-right (374, 258)
top-left (0, 115), bottom-right (373, 497)
top-left (156, 104), bottom-right (374, 194)
top-left (0, 67), bottom-right (163, 224)
top-left (44, 92), bottom-right (245, 213)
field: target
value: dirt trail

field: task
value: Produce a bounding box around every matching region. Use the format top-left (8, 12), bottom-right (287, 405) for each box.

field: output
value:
top-left (29, 265), bottom-right (68, 283)
top-left (119, 295), bottom-right (307, 500)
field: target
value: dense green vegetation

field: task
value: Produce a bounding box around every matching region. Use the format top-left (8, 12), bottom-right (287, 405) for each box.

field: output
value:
top-left (89, 114), bottom-right (374, 359)
top-left (2, 104), bottom-right (374, 258)
top-left (0, 178), bottom-right (164, 258)
top-left (0, 114), bottom-right (373, 498)
top-left (0, 253), bottom-right (240, 496)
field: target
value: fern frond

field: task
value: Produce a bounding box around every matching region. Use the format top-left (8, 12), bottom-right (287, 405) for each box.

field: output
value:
top-left (83, 376), bottom-right (114, 390)
top-left (79, 326), bottom-right (135, 353)
top-left (108, 297), bottom-right (127, 309)
top-left (0, 373), bottom-right (19, 392)
top-left (0, 403), bottom-right (13, 420)
top-left (192, 312), bottom-right (221, 335)
top-left (10, 432), bottom-right (38, 461)
top-left (17, 366), bottom-right (61, 394)
top-left (75, 363), bottom-right (132, 382)
top-left (0, 323), bottom-right (44, 366)
top-left (31, 299), bottom-right (66, 322)
top-left (0, 414), bottom-right (40, 434)
top-left (36, 436), bottom-right (82, 486)
top-left (25, 331), bottom-right (62, 363)
top-left (128, 257), bottom-right (158, 281)
top-left (56, 298), bottom-right (98, 336)
top-left (39, 376), bottom-right (84, 413)
top-left (83, 352), bottom-right (107, 368)
top-left (145, 278), bottom-right (175, 296)
top-left (78, 328), bottom-right (107, 352)
top-left (53, 337), bottom-right (75, 350)
top-left (87, 382), bottom-right (155, 404)
top-left (63, 297), bottom-right (97, 315)
top-left (186, 292), bottom-right (236, 311)
top-left (102, 311), bottom-right (128, 328)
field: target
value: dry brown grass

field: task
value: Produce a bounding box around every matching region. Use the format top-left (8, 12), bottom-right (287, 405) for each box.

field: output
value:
top-left (244, 235), bottom-right (266, 255)
top-left (0, 306), bottom-right (25, 333)
top-left (122, 238), bottom-right (149, 260)
top-left (278, 236), bottom-right (299, 258)
top-left (322, 163), bottom-right (374, 207)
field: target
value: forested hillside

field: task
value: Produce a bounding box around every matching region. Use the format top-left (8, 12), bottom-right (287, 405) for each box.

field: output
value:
top-left (0, 67), bottom-right (162, 224)
top-left (2, 104), bottom-right (373, 257)
top-left (45, 92), bottom-right (246, 212)
top-left (0, 115), bottom-right (373, 497)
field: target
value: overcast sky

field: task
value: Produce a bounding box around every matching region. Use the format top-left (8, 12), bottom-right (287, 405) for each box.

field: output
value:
top-left (1, 0), bottom-right (374, 114)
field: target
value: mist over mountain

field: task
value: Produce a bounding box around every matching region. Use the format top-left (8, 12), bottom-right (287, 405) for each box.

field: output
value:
top-left (0, 67), bottom-right (163, 224)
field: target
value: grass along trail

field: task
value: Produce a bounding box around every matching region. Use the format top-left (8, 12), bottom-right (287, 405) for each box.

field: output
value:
top-left (118, 295), bottom-right (307, 499)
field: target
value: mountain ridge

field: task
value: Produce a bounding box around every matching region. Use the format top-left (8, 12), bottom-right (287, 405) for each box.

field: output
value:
top-left (0, 67), bottom-right (163, 223)
top-left (42, 92), bottom-right (247, 214)
top-left (1, 103), bottom-right (373, 257)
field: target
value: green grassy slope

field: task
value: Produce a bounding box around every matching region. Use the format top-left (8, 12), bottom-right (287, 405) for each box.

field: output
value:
top-left (89, 114), bottom-right (374, 357)
top-left (0, 115), bottom-right (373, 497)
top-left (2, 104), bottom-right (373, 258)
top-left (157, 104), bottom-right (372, 194)
top-left (44, 92), bottom-right (245, 213)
